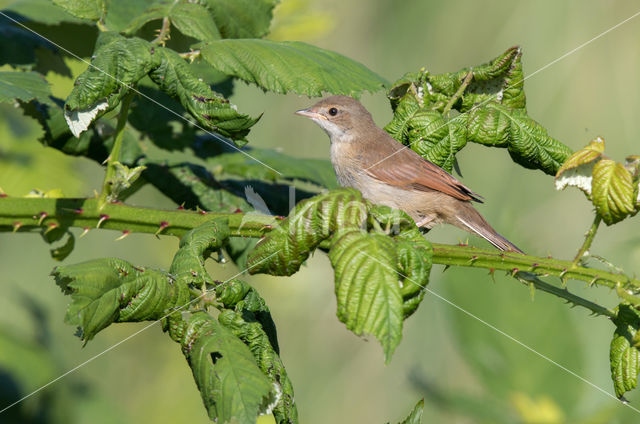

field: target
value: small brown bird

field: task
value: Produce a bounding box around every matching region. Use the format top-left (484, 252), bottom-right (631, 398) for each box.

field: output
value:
top-left (296, 95), bottom-right (523, 253)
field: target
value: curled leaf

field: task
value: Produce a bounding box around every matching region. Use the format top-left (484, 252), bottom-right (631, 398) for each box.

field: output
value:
top-left (53, 257), bottom-right (190, 342)
top-left (610, 304), bottom-right (640, 398)
top-left (591, 159), bottom-right (636, 225)
top-left (247, 188), bottom-right (369, 276)
top-left (172, 312), bottom-right (277, 422)
top-left (555, 136), bottom-right (605, 194)
top-left (329, 229), bottom-right (404, 363)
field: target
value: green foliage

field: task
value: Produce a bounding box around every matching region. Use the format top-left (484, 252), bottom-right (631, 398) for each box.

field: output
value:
top-left (52, 0), bottom-right (105, 21)
top-left (610, 304), bottom-right (640, 399)
top-left (0, 71), bottom-right (51, 103)
top-left (52, 257), bottom-right (191, 342)
top-left (170, 311), bottom-right (278, 422)
top-left (555, 137), bottom-right (639, 225)
top-left (248, 189), bottom-right (432, 361)
top-left (199, 39), bottom-right (389, 96)
top-left (385, 47), bottom-right (572, 175)
top-left (216, 280), bottom-right (297, 423)
top-left (3, 0), bottom-right (640, 420)
top-left (395, 399), bottom-right (424, 424)
top-left (247, 188), bottom-right (370, 275)
top-left (170, 218), bottom-right (230, 288)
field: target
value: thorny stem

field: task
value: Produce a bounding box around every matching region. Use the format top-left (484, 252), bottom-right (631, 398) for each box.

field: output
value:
top-left (97, 91), bottom-right (135, 210)
top-left (151, 16), bottom-right (171, 45)
top-left (443, 71), bottom-right (473, 116)
top-left (1, 196), bottom-right (637, 300)
top-left (573, 215), bottom-right (602, 266)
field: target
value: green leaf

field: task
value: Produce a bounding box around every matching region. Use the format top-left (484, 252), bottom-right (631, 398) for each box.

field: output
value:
top-left (173, 311), bottom-right (277, 422)
top-left (169, 2), bottom-right (221, 41)
top-left (199, 39), bottom-right (388, 97)
top-left (469, 102), bottom-right (572, 175)
top-left (591, 159), bottom-right (636, 225)
top-left (396, 399), bottom-right (424, 424)
top-left (610, 304), bottom-right (640, 399)
top-left (64, 32), bottom-right (158, 136)
top-left (149, 46), bottom-right (259, 144)
top-left (23, 99), bottom-right (143, 164)
top-left (3, 0), bottom-right (87, 25)
top-left (52, 0), bottom-right (104, 20)
top-left (395, 228), bottom-right (432, 318)
top-left (169, 218), bottom-right (230, 288)
top-left (52, 258), bottom-right (190, 342)
top-left (328, 229), bottom-right (404, 363)
top-left (0, 71), bottom-right (50, 104)
top-left (216, 280), bottom-right (297, 424)
top-left (555, 136), bottom-right (605, 194)
top-left (122, 0), bottom-right (221, 41)
top-left (201, 0), bottom-right (278, 39)
top-left (384, 95), bottom-right (467, 173)
top-left (205, 148), bottom-right (339, 190)
top-left (247, 188), bottom-right (370, 276)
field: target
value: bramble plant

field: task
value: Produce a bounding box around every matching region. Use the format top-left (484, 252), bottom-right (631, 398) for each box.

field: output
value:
top-left (1, 0), bottom-right (640, 423)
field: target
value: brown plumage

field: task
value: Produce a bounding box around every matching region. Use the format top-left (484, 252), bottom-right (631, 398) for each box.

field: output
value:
top-left (296, 95), bottom-right (523, 253)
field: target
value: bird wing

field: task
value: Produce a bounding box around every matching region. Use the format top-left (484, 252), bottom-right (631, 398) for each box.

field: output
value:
top-left (365, 138), bottom-right (483, 203)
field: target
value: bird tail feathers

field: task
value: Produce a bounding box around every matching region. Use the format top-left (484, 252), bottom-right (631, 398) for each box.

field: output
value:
top-left (456, 212), bottom-right (523, 254)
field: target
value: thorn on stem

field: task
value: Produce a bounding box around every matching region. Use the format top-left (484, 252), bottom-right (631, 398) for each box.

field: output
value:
top-left (36, 212), bottom-right (47, 225)
top-left (12, 221), bottom-right (22, 232)
top-left (155, 221), bottom-right (169, 236)
top-left (97, 214), bottom-right (109, 228)
top-left (80, 227), bottom-right (90, 237)
top-left (115, 230), bottom-right (130, 241)
top-left (44, 222), bottom-right (58, 235)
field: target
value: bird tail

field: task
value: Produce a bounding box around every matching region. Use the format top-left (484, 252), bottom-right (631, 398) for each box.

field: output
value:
top-left (454, 204), bottom-right (524, 254)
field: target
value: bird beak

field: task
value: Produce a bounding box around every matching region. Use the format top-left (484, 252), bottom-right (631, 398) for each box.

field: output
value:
top-left (295, 108), bottom-right (326, 120)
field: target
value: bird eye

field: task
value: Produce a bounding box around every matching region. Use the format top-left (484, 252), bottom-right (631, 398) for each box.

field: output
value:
top-left (328, 107), bottom-right (338, 116)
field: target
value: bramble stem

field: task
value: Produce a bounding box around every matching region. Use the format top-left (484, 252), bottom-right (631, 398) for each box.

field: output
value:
top-left (573, 215), bottom-right (602, 266)
top-left (443, 71), bottom-right (473, 116)
top-left (151, 17), bottom-right (171, 45)
top-left (0, 197), bottom-right (637, 299)
top-left (97, 91), bottom-right (135, 210)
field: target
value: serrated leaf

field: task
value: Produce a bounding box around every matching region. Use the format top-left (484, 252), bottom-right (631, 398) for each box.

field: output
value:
top-left (23, 99), bottom-right (143, 164)
top-left (0, 71), bottom-right (51, 104)
top-left (384, 90), bottom-right (465, 172)
top-left (247, 188), bottom-right (369, 276)
top-left (169, 2), bottom-right (221, 41)
top-left (122, 0), bottom-right (221, 41)
top-left (201, 0), bottom-right (278, 39)
top-left (64, 32), bottom-right (158, 135)
top-left (216, 280), bottom-right (297, 423)
top-left (396, 399), bottom-right (424, 424)
top-left (52, 0), bottom-right (104, 20)
top-left (554, 136), bottom-right (605, 194)
top-left (3, 0), bottom-right (87, 25)
top-left (52, 258), bottom-right (190, 342)
top-left (169, 219), bottom-right (230, 288)
top-left (395, 228), bottom-right (432, 318)
top-left (199, 39), bottom-right (388, 97)
top-left (610, 304), bottom-right (640, 398)
top-left (468, 102), bottom-right (572, 175)
top-left (149, 46), bottom-right (258, 143)
top-left (592, 159), bottom-right (636, 225)
top-left (329, 229), bottom-right (404, 363)
top-left (175, 311), bottom-right (276, 423)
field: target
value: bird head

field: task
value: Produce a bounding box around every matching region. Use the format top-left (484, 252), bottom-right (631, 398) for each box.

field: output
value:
top-left (295, 95), bottom-right (375, 142)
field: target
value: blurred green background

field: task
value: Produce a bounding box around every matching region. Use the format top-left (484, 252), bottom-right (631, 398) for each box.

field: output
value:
top-left (2, 0), bottom-right (640, 423)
